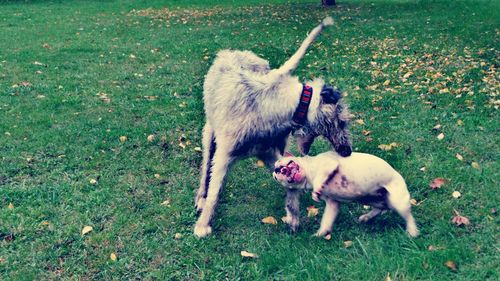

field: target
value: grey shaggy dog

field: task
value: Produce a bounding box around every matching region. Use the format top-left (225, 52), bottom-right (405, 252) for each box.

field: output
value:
top-left (194, 17), bottom-right (352, 237)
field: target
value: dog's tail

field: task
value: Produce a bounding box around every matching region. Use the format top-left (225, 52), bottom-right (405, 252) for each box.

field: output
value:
top-left (275, 17), bottom-right (333, 75)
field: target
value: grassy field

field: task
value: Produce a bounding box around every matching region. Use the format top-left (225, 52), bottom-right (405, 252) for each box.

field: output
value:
top-left (0, 0), bottom-right (498, 279)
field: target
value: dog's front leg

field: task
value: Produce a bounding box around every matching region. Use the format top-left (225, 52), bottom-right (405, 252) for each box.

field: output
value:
top-left (314, 198), bottom-right (339, 237)
top-left (283, 189), bottom-right (301, 231)
top-left (194, 146), bottom-right (233, 238)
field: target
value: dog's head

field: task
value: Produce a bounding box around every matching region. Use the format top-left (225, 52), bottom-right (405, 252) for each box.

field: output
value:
top-left (273, 156), bottom-right (308, 189)
top-left (296, 84), bottom-right (352, 156)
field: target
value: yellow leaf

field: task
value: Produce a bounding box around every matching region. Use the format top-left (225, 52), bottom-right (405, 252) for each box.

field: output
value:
top-left (452, 191), bottom-right (461, 199)
top-left (256, 160), bottom-right (265, 167)
top-left (81, 225), bottom-right (93, 235)
top-left (147, 135), bottom-right (155, 142)
top-left (307, 206), bottom-right (319, 217)
top-left (240, 251), bottom-right (258, 258)
top-left (119, 136), bottom-right (127, 142)
top-left (383, 79), bottom-right (391, 86)
top-left (194, 146), bottom-right (202, 152)
top-left (7, 203), bottom-right (14, 210)
top-left (437, 133), bottom-right (445, 140)
top-left (89, 179), bottom-right (97, 185)
top-left (471, 162), bottom-right (480, 169)
top-left (354, 119), bottom-right (365, 125)
top-left (174, 233), bottom-right (182, 239)
top-left (444, 260), bottom-right (458, 272)
top-left (457, 119), bottom-right (463, 126)
top-left (386, 273), bottom-right (392, 281)
top-left (110, 253), bottom-right (117, 261)
top-left (455, 153), bottom-right (464, 161)
top-left (378, 142), bottom-right (399, 151)
top-left (160, 199), bottom-right (171, 206)
top-left (261, 216), bottom-right (278, 225)
top-left (410, 199), bottom-right (417, 206)
top-left (343, 240), bottom-right (353, 248)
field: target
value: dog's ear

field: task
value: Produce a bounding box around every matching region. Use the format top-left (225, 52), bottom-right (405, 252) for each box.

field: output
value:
top-left (320, 86), bottom-right (342, 104)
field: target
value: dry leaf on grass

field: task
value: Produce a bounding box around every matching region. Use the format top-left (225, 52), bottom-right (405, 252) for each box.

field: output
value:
top-left (430, 178), bottom-right (447, 189)
top-left (256, 160), bottom-right (265, 167)
top-left (307, 206), bottom-right (319, 217)
top-left (437, 133), bottom-right (445, 140)
top-left (471, 162), bottom-right (480, 169)
top-left (119, 136), bottom-right (127, 142)
top-left (452, 191), bottom-right (461, 199)
top-left (378, 142), bottom-right (399, 151)
top-left (110, 253), bottom-right (117, 261)
top-left (343, 240), bottom-right (353, 248)
top-left (147, 134), bottom-right (155, 142)
top-left (452, 214), bottom-right (470, 226)
top-left (324, 234), bottom-right (332, 240)
top-left (444, 260), bottom-right (458, 272)
top-left (81, 226), bottom-right (93, 235)
top-left (261, 216), bottom-right (278, 225)
top-left (240, 251), bottom-right (258, 258)
top-left (174, 233), bottom-right (182, 239)
top-left (7, 203), bottom-right (14, 210)
top-left (455, 153), bottom-right (464, 161)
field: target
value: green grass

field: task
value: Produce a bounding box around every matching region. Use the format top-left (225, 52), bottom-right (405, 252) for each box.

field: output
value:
top-left (0, 0), bottom-right (498, 279)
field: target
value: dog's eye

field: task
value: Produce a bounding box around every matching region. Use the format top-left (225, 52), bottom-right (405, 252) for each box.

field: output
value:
top-left (274, 167), bottom-right (282, 173)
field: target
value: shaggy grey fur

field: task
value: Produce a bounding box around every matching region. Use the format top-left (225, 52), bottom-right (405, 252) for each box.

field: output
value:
top-left (194, 17), bottom-right (352, 237)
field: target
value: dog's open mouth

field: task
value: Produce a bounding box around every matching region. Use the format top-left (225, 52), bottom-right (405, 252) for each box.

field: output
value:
top-left (274, 160), bottom-right (303, 184)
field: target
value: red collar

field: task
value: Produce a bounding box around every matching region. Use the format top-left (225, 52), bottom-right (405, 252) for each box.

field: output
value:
top-left (292, 84), bottom-right (313, 125)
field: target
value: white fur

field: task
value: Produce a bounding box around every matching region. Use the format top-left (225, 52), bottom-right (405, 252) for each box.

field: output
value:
top-left (274, 151), bottom-right (419, 237)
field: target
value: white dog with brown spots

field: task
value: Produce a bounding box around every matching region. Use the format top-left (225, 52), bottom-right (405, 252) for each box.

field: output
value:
top-left (273, 151), bottom-right (419, 237)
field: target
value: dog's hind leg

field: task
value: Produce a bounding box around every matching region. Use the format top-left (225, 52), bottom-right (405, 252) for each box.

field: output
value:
top-left (195, 122), bottom-right (216, 212)
top-left (194, 142), bottom-right (233, 237)
top-left (282, 189), bottom-right (301, 231)
top-left (385, 176), bottom-right (419, 237)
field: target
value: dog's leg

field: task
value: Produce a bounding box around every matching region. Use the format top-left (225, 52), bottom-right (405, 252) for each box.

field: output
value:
top-left (195, 123), bottom-right (215, 212)
top-left (282, 189), bottom-right (301, 231)
top-left (194, 145), bottom-right (233, 237)
top-left (385, 178), bottom-right (419, 237)
top-left (314, 198), bottom-right (339, 237)
top-left (358, 208), bottom-right (382, 222)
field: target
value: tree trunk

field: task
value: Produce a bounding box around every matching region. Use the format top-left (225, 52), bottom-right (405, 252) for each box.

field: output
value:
top-left (322, 0), bottom-right (336, 6)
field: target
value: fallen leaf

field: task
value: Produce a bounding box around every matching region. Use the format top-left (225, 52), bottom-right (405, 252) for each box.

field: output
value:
top-left (383, 79), bottom-right (391, 86)
top-left (261, 216), bottom-right (278, 225)
top-left (194, 146), bottom-right (202, 152)
top-left (355, 119), bottom-right (365, 125)
top-left (154, 173), bottom-right (161, 179)
top-left (240, 250), bottom-right (258, 258)
top-left (378, 142), bottom-right (399, 151)
top-left (324, 234), bottom-right (332, 240)
top-left (437, 133), bottom-right (445, 140)
top-left (455, 153), bottom-right (464, 161)
top-left (307, 206), bottom-right (319, 217)
top-left (160, 199), bottom-right (171, 206)
top-left (452, 191), bottom-right (461, 199)
top-left (89, 179), bottom-right (97, 185)
top-left (471, 162), bottom-right (480, 169)
top-left (110, 253), bottom-right (117, 261)
top-left (432, 124), bottom-right (442, 130)
top-left (40, 221), bottom-right (50, 226)
top-left (119, 136), bottom-right (127, 142)
top-left (256, 160), bottom-right (265, 167)
top-left (362, 130), bottom-right (371, 136)
top-left (427, 245), bottom-right (443, 251)
top-left (81, 226), bottom-right (93, 235)
top-left (7, 203), bottom-right (14, 209)
top-left (452, 214), bottom-right (470, 226)
top-left (174, 233), bottom-right (182, 239)
top-left (410, 199), bottom-right (418, 206)
top-left (444, 260), bottom-right (458, 272)
top-left (430, 178), bottom-right (447, 189)
top-left (385, 273), bottom-right (392, 281)
top-left (403, 71), bottom-right (413, 79)
top-left (147, 135), bottom-right (155, 142)
top-left (343, 240), bottom-right (353, 248)
top-left (457, 119), bottom-right (463, 126)
top-left (420, 166), bottom-right (426, 172)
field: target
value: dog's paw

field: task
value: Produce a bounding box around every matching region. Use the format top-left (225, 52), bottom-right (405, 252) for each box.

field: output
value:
top-left (407, 226), bottom-right (419, 238)
top-left (195, 197), bottom-right (206, 212)
top-left (194, 224), bottom-right (212, 238)
top-left (313, 230), bottom-right (330, 238)
top-left (282, 216), bottom-right (299, 232)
